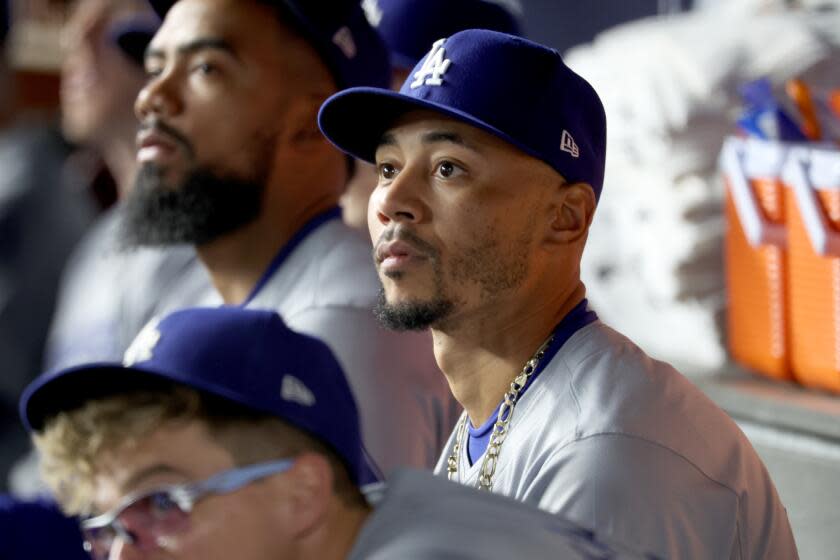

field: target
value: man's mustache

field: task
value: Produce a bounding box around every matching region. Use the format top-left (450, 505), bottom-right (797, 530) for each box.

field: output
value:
top-left (139, 119), bottom-right (195, 158)
top-left (374, 225), bottom-right (439, 259)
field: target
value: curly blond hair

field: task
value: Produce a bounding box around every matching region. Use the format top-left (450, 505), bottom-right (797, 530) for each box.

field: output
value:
top-left (34, 386), bottom-right (364, 516)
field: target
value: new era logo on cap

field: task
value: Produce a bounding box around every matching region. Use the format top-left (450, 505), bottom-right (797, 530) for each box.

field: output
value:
top-left (561, 130), bottom-right (580, 158)
top-left (410, 38), bottom-right (452, 89)
top-left (281, 375), bottom-right (316, 407)
top-left (332, 26), bottom-right (357, 59)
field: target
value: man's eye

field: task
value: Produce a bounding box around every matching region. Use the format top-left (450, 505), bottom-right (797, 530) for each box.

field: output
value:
top-left (148, 492), bottom-right (180, 517)
top-left (145, 67), bottom-right (163, 78)
top-left (379, 163), bottom-right (397, 180)
top-left (193, 62), bottom-right (217, 75)
top-left (436, 161), bottom-right (462, 178)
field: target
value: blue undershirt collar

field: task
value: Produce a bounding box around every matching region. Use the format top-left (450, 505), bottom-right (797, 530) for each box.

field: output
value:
top-left (466, 299), bottom-right (598, 465)
top-left (240, 207), bottom-right (342, 307)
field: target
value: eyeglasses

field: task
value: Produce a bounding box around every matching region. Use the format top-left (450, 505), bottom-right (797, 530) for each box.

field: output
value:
top-left (80, 459), bottom-right (294, 559)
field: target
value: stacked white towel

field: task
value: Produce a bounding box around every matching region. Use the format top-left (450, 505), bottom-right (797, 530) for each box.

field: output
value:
top-left (565, 5), bottom-right (840, 369)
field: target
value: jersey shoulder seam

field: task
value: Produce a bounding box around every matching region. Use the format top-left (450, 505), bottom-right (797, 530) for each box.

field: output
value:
top-left (553, 431), bottom-right (742, 504)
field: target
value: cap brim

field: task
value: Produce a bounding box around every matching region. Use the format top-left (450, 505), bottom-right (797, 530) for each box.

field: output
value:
top-left (21, 363), bottom-right (177, 432)
top-left (21, 362), bottom-right (262, 434)
top-left (21, 362), bottom-right (385, 487)
top-left (318, 87), bottom-right (550, 169)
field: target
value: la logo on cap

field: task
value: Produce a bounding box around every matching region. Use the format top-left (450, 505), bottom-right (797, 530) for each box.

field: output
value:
top-left (410, 38), bottom-right (452, 89)
top-left (123, 318), bottom-right (161, 366)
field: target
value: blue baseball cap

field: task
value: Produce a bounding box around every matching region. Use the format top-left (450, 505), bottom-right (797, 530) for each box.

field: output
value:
top-left (364, 0), bottom-right (522, 70)
top-left (0, 496), bottom-right (89, 560)
top-left (109, 16), bottom-right (161, 67)
top-left (318, 29), bottom-right (607, 199)
top-left (146, 0), bottom-right (390, 89)
top-left (21, 307), bottom-right (381, 486)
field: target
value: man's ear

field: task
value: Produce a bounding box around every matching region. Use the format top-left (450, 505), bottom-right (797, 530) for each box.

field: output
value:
top-left (273, 452), bottom-right (334, 538)
top-left (545, 181), bottom-right (596, 246)
top-left (285, 94), bottom-right (330, 149)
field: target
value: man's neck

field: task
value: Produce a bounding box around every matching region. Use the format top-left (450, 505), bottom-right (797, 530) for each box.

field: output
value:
top-left (300, 501), bottom-right (370, 560)
top-left (197, 198), bottom-right (337, 305)
top-left (433, 282), bottom-right (586, 427)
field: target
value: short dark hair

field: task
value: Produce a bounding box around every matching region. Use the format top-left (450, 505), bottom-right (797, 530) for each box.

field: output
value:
top-left (1, 0), bottom-right (10, 46)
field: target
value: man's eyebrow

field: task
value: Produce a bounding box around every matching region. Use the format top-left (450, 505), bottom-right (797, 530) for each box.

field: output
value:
top-left (377, 131), bottom-right (396, 149)
top-left (121, 463), bottom-right (191, 493)
top-left (422, 130), bottom-right (481, 153)
top-left (375, 130), bottom-right (480, 152)
top-left (145, 37), bottom-right (240, 62)
top-left (420, 130), bottom-right (472, 148)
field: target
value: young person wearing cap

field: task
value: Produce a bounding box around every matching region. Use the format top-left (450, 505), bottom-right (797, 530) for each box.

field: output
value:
top-left (21, 306), bottom-right (649, 559)
top-left (318, 30), bottom-right (798, 558)
top-left (341, 0), bottom-right (522, 231)
top-left (122, 0), bottom-right (457, 476)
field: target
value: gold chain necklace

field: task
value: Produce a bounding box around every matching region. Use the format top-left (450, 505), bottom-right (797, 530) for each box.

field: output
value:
top-left (446, 334), bottom-right (554, 491)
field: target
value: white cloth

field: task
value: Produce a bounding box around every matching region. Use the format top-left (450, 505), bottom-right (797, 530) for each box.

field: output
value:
top-left (434, 321), bottom-right (798, 559)
top-left (349, 469), bottom-right (647, 559)
top-left (45, 208), bottom-right (214, 370)
top-left (244, 217), bottom-right (459, 475)
top-left (565, 8), bottom-right (840, 368)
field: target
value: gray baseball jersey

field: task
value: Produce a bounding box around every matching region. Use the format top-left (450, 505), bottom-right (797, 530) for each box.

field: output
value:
top-left (434, 320), bottom-right (797, 559)
top-left (243, 209), bottom-right (459, 475)
top-left (45, 208), bottom-right (214, 370)
top-left (349, 469), bottom-right (649, 559)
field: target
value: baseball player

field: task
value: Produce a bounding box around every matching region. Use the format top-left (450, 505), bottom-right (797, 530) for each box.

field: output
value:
top-left (318, 29), bottom-right (799, 558)
top-left (123, 0), bottom-right (457, 476)
top-left (341, 0), bottom-right (522, 231)
top-left (20, 306), bottom-right (649, 559)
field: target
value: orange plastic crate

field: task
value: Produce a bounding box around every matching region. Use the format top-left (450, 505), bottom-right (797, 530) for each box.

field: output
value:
top-left (722, 138), bottom-right (792, 380)
top-left (785, 147), bottom-right (840, 392)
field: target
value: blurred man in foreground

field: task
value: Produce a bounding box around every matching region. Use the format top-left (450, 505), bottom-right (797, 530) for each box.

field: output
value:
top-left (21, 306), bottom-right (648, 559)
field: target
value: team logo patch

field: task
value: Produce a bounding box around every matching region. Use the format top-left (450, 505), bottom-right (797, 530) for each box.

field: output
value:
top-left (123, 318), bottom-right (161, 366)
top-left (281, 375), bottom-right (316, 407)
top-left (560, 130), bottom-right (580, 158)
top-left (362, 0), bottom-right (383, 27)
top-left (410, 38), bottom-right (452, 89)
top-left (332, 26), bottom-right (357, 59)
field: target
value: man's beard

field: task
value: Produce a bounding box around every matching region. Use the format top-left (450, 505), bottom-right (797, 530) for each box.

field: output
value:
top-left (373, 288), bottom-right (454, 331)
top-left (120, 123), bottom-right (277, 248)
top-left (372, 227), bottom-right (455, 331)
top-left (120, 163), bottom-right (267, 247)
top-left (372, 220), bottom-right (532, 332)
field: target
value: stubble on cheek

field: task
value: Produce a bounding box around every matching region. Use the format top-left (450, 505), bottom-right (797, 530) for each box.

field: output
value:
top-left (447, 219), bottom-right (532, 302)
